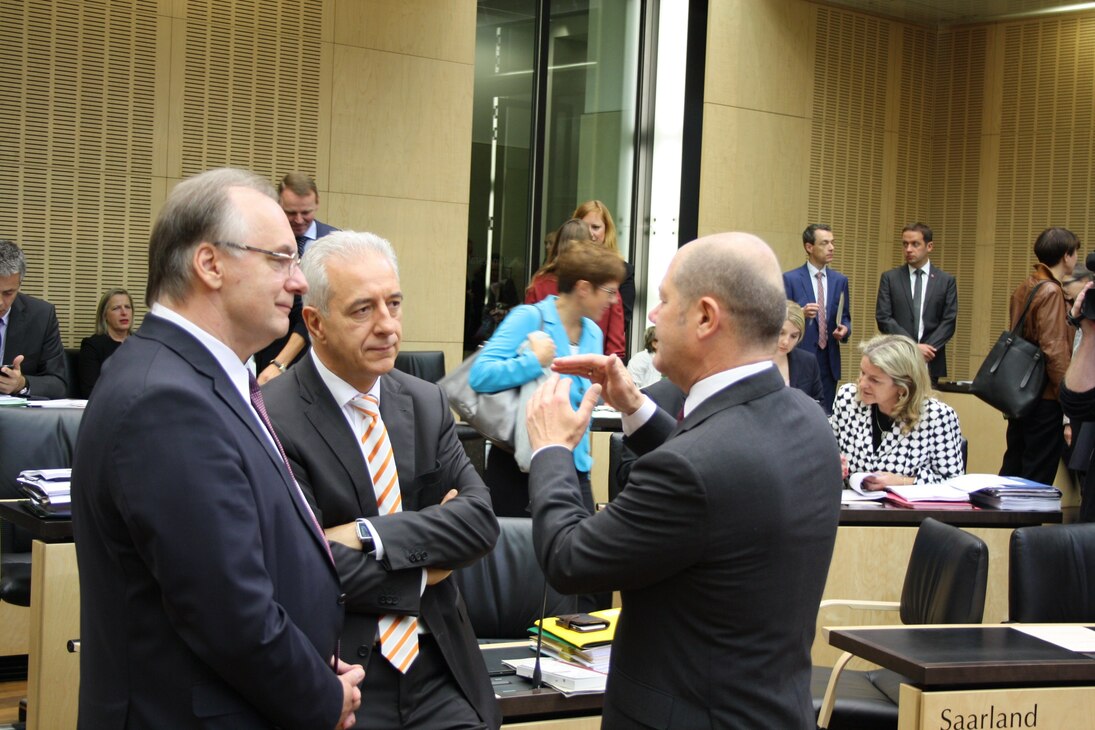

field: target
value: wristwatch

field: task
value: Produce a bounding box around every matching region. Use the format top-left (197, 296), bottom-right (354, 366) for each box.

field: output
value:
top-left (1067, 309), bottom-right (1084, 328)
top-left (271, 360), bottom-right (287, 373)
top-left (355, 518), bottom-right (376, 555)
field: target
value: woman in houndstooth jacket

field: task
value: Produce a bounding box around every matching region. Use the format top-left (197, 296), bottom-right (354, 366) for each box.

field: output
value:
top-left (830, 334), bottom-right (964, 489)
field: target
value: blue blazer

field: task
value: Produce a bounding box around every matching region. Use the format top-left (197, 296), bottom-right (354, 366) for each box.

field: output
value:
top-left (469, 297), bottom-right (602, 472)
top-left (783, 264), bottom-right (851, 379)
top-left (787, 347), bottom-right (824, 406)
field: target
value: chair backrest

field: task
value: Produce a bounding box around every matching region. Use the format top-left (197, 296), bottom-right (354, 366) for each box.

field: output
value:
top-left (64, 348), bottom-right (81, 399)
top-left (607, 432), bottom-right (624, 501)
top-left (1009, 523), bottom-right (1095, 622)
top-left (900, 517), bottom-right (989, 625)
top-left (451, 517), bottom-right (578, 640)
top-left (393, 350), bottom-right (446, 384)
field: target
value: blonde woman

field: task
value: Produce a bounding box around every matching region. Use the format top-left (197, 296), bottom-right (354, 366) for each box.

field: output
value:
top-left (776, 300), bottom-right (823, 405)
top-left (830, 334), bottom-right (963, 488)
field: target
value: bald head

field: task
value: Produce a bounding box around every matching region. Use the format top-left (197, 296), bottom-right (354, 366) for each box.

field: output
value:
top-left (671, 232), bottom-right (786, 348)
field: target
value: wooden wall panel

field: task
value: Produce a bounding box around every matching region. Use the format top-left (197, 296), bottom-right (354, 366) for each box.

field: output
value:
top-left (0, 0), bottom-right (157, 346)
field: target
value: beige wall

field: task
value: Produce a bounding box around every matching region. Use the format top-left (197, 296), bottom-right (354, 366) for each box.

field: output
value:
top-left (701, 0), bottom-right (1095, 385)
top-left (1, 0), bottom-right (475, 370)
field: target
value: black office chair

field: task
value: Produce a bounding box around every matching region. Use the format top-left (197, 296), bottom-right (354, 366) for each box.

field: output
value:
top-left (393, 350), bottom-right (446, 384)
top-left (814, 518), bottom-right (989, 729)
top-left (63, 347), bottom-right (81, 399)
top-left (451, 517), bottom-right (577, 641)
top-left (1009, 523), bottom-right (1095, 622)
top-left (607, 432), bottom-right (625, 502)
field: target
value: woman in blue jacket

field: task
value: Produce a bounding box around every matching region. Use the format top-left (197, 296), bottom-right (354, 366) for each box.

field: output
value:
top-left (470, 243), bottom-right (626, 516)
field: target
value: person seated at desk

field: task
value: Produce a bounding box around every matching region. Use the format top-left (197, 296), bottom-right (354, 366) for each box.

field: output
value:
top-left (0, 239), bottom-right (67, 399)
top-left (471, 243), bottom-right (626, 517)
top-left (777, 300), bottom-right (824, 406)
top-left (79, 288), bottom-right (134, 397)
top-left (831, 333), bottom-right (964, 489)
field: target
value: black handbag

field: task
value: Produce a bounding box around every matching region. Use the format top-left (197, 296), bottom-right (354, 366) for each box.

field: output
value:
top-left (970, 281), bottom-right (1049, 419)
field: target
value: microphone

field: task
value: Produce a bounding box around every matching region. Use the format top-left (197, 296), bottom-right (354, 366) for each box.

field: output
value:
top-left (531, 579), bottom-right (549, 689)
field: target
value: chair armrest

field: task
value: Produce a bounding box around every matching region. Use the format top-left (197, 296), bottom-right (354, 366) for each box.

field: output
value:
top-left (819, 599), bottom-right (900, 612)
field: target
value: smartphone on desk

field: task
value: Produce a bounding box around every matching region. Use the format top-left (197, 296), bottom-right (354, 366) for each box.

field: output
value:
top-left (556, 613), bottom-right (609, 632)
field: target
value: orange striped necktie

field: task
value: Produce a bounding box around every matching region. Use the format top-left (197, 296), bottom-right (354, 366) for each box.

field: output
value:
top-left (350, 394), bottom-right (419, 673)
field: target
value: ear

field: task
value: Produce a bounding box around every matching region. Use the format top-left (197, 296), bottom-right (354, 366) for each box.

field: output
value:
top-left (694, 295), bottom-right (721, 340)
top-left (302, 305), bottom-right (324, 342)
top-left (191, 242), bottom-right (224, 291)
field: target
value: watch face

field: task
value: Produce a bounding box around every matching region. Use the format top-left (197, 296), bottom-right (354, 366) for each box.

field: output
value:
top-left (356, 521), bottom-right (370, 542)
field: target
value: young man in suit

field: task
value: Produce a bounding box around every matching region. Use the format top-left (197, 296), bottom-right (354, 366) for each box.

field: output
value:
top-left (875, 223), bottom-right (958, 382)
top-left (255, 171), bottom-right (339, 382)
top-left (783, 223), bottom-right (851, 413)
top-left (262, 231), bottom-right (501, 730)
top-left (71, 168), bottom-right (364, 729)
top-left (526, 233), bottom-right (843, 729)
top-left (0, 239), bottom-right (67, 398)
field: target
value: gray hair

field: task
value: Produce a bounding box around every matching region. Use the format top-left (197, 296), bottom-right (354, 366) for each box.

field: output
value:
top-left (302, 231), bottom-right (399, 314)
top-left (672, 234), bottom-right (786, 347)
top-left (0, 240), bottom-right (27, 280)
top-left (146, 168), bottom-right (275, 305)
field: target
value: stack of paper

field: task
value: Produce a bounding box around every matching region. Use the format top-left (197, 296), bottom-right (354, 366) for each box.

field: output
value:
top-left (17, 468), bottom-right (72, 517)
top-left (529, 607), bottom-right (618, 673)
top-left (967, 479), bottom-right (1061, 511)
top-left (502, 657), bottom-right (607, 694)
top-left (0, 395), bottom-right (28, 407)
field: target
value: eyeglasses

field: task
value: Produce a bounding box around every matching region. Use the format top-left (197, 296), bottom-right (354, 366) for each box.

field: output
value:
top-left (216, 241), bottom-right (300, 274)
top-left (599, 285), bottom-right (619, 299)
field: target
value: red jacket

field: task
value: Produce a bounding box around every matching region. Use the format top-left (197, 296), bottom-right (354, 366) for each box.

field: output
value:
top-left (525, 274), bottom-right (626, 358)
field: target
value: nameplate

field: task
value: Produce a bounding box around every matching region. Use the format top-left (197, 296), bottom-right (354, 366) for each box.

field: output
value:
top-left (902, 685), bottom-right (1095, 730)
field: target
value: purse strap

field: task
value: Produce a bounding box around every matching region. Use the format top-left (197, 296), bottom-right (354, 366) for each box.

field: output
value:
top-left (1011, 280), bottom-right (1049, 338)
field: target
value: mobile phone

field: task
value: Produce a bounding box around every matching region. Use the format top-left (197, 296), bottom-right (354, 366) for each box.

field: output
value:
top-left (0, 364), bottom-right (14, 372)
top-left (555, 613), bottom-right (610, 632)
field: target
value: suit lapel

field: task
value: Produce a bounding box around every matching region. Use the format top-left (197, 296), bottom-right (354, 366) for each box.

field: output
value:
top-left (4, 295), bottom-right (28, 357)
top-left (379, 373), bottom-right (417, 511)
top-left (140, 316), bottom-right (335, 565)
top-left (296, 356), bottom-right (379, 518)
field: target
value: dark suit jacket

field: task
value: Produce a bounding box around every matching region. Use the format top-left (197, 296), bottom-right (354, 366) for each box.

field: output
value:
top-left (783, 265), bottom-right (851, 380)
top-left (876, 264), bottom-right (958, 378)
top-left (254, 220), bottom-right (339, 371)
top-left (262, 356), bottom-right (501, 729)
top-left (71, 314), bottom-right (344, 729)
top-left (787, 346), bottom-right (824, 405)
top-left (4, 292), bottom-right (66, 398)
top-left (614, 378), bottom-right (685, 491)
top-left (78, 332), bottom-right (123, 398)
top-left (530, 368), bottom-right (842, 729)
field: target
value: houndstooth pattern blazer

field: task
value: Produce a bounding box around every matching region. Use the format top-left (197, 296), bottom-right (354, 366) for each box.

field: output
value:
top-left (829, 383), bottom-right (964, 483)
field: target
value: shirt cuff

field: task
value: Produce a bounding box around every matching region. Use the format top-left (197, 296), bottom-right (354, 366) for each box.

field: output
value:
top-left (621, 395), bottom-right (657, 436)
top-left (530, 443), bottom-right (572, 461)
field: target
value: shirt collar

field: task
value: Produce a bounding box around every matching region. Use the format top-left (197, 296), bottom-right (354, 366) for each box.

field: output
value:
top-left (807, 261), bottom-right (826, 278)
top-left (149, 303), bottom-right (252, 405)
top-left (908, 261), bottom-right (932, 277)
top-left (302, 220), bottom-right (318, 241)
top-left (310, 348), bottom-right (381, 408)
top-left (683, 361), bottom-right (774, 419)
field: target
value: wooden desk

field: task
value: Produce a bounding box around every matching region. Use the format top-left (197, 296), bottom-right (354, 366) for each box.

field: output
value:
top-left (0, 502), bottom-right (77, 730)
top-left (828, 624), bottom-right (1095, 729)
top-left (813, 508), bottom-right (1059, 665)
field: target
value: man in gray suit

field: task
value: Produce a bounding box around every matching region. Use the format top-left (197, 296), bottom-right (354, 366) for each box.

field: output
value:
top-left (525, 232), bottom-right (843, 729)
top-left (0, 239), bottom-right (67, 398)
top-left (262, 231), bottom-right (501, 729)
top-left (876, 222), bottom-right (958, 381)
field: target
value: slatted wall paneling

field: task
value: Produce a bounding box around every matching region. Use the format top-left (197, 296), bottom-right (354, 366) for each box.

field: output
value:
top-left (996, 15), bottom-right (1095, 337)
top-left (809, 7), bottom-right (890, 385)
top-left (0, 0), bottom-right (156, 347)
top-left (181, 0), bottom-right (322, 180)
top-left (925, 26), bottom-right (986, 380)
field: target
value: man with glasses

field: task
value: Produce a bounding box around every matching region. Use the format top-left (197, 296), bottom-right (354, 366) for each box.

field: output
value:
top-left (254, 172), bottom-right (339, 383)
top-left (0, 239), bottom-right (67, 398)
top-left (71, 167), bottom-right (364, 729)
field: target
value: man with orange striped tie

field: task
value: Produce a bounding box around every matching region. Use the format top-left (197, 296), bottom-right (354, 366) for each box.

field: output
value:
top-left (263, 230), bottom-right (501, 730)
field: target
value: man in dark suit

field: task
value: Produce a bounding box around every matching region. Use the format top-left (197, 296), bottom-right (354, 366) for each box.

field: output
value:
top-left (262, 231), bottom-right (501, 730)
top-left (876, 222), bottom-right (958, 381)
top-left (526, 233), bottom-right (843, 729)
top-left (255, 172), bottom-right (339, 382)
top-left (0, 239), bottom-right (67, 398)
top-left (71, 168), bottom-right (364, 729)
top-left (784, 223), bottom-right (851, 413)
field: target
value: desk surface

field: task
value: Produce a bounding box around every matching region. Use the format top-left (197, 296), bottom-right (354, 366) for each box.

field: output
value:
top-left (483, 644), bottom-right (604, 720)
top-left (839, 503), bottom-right (1061, 527)
top-left (829, 625), bottom-right (1095, 686)
top-left (0, 502), bottom-right (73, 543)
